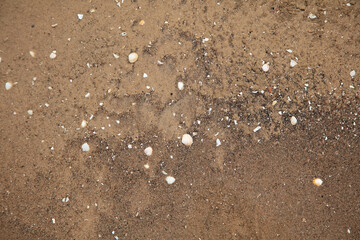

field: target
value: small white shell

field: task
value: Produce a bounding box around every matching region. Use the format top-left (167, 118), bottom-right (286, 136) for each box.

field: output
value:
top-left (253, 126), bottom-right (261, 132)
top-left (128, 52), bottom-right (138, 63)
top-left (262, 63), bottom-right (269, 72)
top-left (308, 13), bottom-right (317, 19)
top-left (216, 139), bottom-right (221, 147)
top-left (27, 110), bottom-right (33, 115)
top-left (178, 82), bottom-right (184, 90)
top-left (144, 164), bottom-right (150, 169)
top-left (81, 120), bottom-right (87, 128)
top-left (290, 59), bottom-right (297, 67)
top-left (350, 70), bottom-right (356, 78)
top-left (81, 143), bottom-right (90, 152)
top-left (77, 14), bottom-right (84, 20)
top-left (182, 134), bottom-right (193, 146)
top-left (313, 178), bottom-right (323, 186)
top-left (5, 82), bottom-right (13, 90)
top-left (49, 50), bottom-right (57, 59)
top-left (165, 176), bottom-right (176, 185)
top-left (290, 116), bottom-right (298, 125)
top-left (29, 51), bottom-right (36, 58)
top-left (144, 147), bottom-right (153, 156)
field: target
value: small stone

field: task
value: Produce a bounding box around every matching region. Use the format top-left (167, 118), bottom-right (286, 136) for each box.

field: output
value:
top-left (286, 49), bottom-right (293, 53)
top-left (77, 14), bottom-right (84, 20)
top-left (290, 116), bottom-right (298, 125)
top-left (262, 63), bottom-right (269, 72)
top-left (350, 70), bottom-right (356, 78)
top-left (49, 50), bottom-right (57, 59)
top-left (52, 218), bottom-right (56, 224)
top-left (139, 20), bottom-right (145, 25)
top-left (290, 59), bottom-right (297, 67)
top-left (128, 52), bottom-right (138, 63)
top-left (178, 82), bottom-right (184, 90)
top-left (272, 100), bottom-right (277, 106)
top-left (144, 147), bottom-right (153, 156)
top-left (81, 143), bottom-right (90, 152)
top-left (5, 82), bottom-right (13, 90)
top-left (216, 139), bottom-right (221, 147)
top-left (182, 134), bottom-right (193, 146)
top-left (143, 73), bottom-right (148, 78)
top-left (313, 178), bottom-right (323, 186)
top-left (85, 92), bottom-right (90, 98)
top-left (165, 176), bottom-right (176, 185)
top-left (29, 51), bottom-right (36, 58)
top-left (27, 110), bottom-right (33, 115)
top-left (144, 164), bottom-right (150, 169)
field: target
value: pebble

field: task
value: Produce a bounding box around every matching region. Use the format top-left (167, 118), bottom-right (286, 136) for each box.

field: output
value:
top-left (262, 63), bottom-right (269, 72)
top-left (77, 14), bottom-right (84, 20)
top-left (27, 110), bottom-right (33, 115)
top-left (350, 70), bottom-right (356, 78)
top-left (253, 126), bottom-right (261, 132)
top-left (85, 92), bottom-right (90, 98)
top-left (139, 20), bottom-right (145, 25)
top-left (182, 134), bottom-right (193, 146)
top-left (144, 147), bottom-right (153, 156)
top-left (143, 73), bottom-right (148, 78)
top-left (290, 59), bottom-right (297, 67)
top-left (313, 178), bottom-right (323, 186)
top-left (49, 50), bottom-right (57, 59)
top-left (81, 120), bottom-right (87, 128)
top-left (52, 218), bottom-right (56, 224)
top-left (290, 116), bottom-right (298, 125)
top-left (144, 164), bottom-right (150, 169)
top-left (29, 50), bottom-right (36, 58)
top-left (5, 82), bottom-right (13, 90)
top-left (128, 52), bottom-right (138, 63)
top-left (165, 176), bottom-right (176, 185)
top-left (216, 139), bottom-right (221, 147)
top-left (178, 82), bottom-right (184, 90)
top-left (81, 143), bottom-right (90, 152)
top-left (0, 57), bottom-right (2, 63)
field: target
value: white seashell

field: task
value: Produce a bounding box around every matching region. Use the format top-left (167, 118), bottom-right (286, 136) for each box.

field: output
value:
top-left (313, 178), bottom-right (323, 186)
top-left (290, 116), bottom-right (298, 125)
top-left (128, 52), bottom-right (138, 63)
top-left (165, 176), bottom-right (176, 185)
top-left (178, 82), bottom-right (184, 90)
top-left (290, 59), bottom-right (297, 67)
top-left (81, 143), bottom-right (90, 152)
top-left (49, 50), bottom-right (57, 59)
top-left (144, 147), bottom-right (153, 156)
top-left (262, 63), bottom-right (269, 72)
top-left (182, 134), bottom-right (193, 146)
top-left (113, 53), bottom-right (120, 59)
top-left (308, 13), bottom-right (317, 19)
top-left (81, 120), bottom-right (87, 128)
top-left (27, 110), bottom-right (33, 115)
top-left (77, 14), bottom-right (84, 20)
top-left (253, 126), bottom-right (261, 132)
top-left (143, 73), bottom-right (148, 78)
top-left (144, 164), bottom-right (150, 169)
top-left (216, 139), bottom-right (221, 147)
top-left (29, 51), bottom-right (36, 58)
top-left (5, 82), bottom-right (13, 90)
top-left (350, 70), bottom-right (356, 78)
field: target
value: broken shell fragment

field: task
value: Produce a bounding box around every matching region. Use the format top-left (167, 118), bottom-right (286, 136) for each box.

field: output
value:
top-left (313, 178), bottom-right (323, 186)
top-left (49, 50), bottom-right (57, 59)
top-left (262, 63), bottom-right (269, 72)
top-left (5, 82), bottom-right (13, 90)
top-left (144, 147), bottom-right (153, 156)
top-left (178, 82), bottom-right (184, 90)
top-left (290, 116), bottom-right (298, 125)
top-left (165, 176), bottom-right (176, 185)
top-left (182, 134), bottom-right (193, 146)
top-left (128, 52), bottom-right (138, 63)
top-left (81, 143), bottom-right (90, 152)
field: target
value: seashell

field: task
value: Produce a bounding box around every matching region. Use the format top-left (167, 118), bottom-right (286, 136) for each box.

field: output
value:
top-left (144, 147), bottom-right (153, 156)
top-left (165, 176), bottom-right (176, 184)
top-left (81, 143), bottom-right (90, 152)
top-left (128, 52), bottom-right (138, 63)
top-left (182, 134), bottom-right (193, 146)
top-left (290, 116), bottom-right (298, 125)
